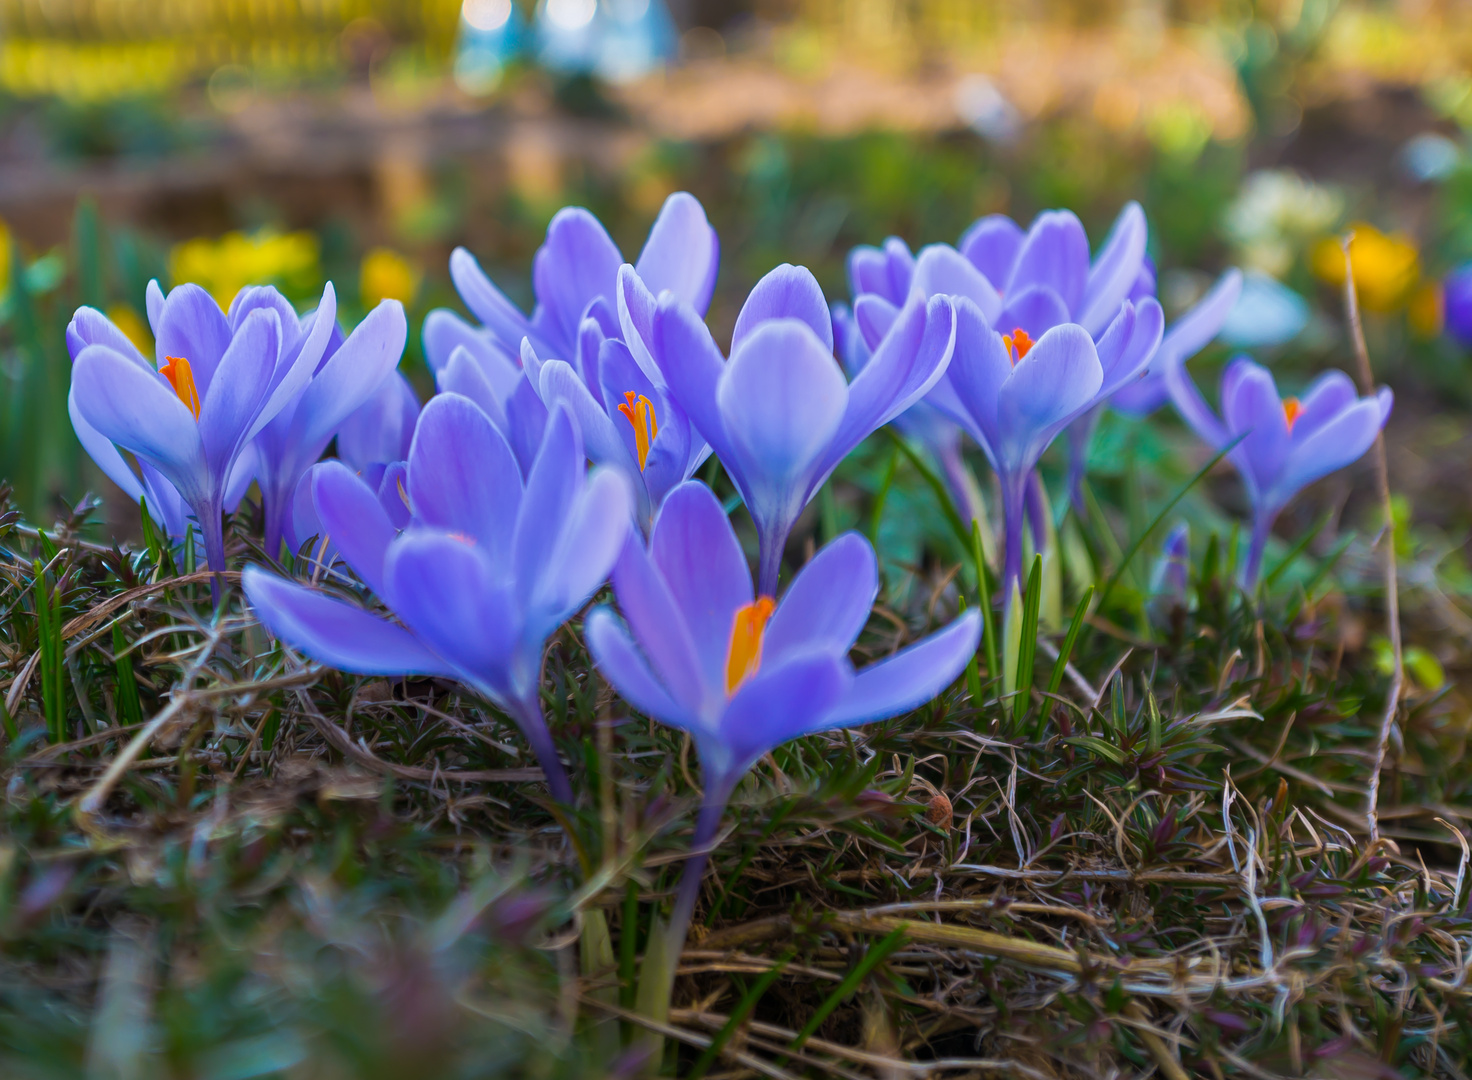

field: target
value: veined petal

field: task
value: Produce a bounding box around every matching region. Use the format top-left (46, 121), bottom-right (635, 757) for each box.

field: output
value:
top-left (1079, 201), bottom-right (1148, 337)
top-left (912, 244), bottom-right (1002, 323)
top-left (246, 283), bottom-right (340, 444)
top-left (382, 531), bottom-right (523, 701)
top-left (532, 207), bottom-right (624, 354)
top-left (312, 461), bottom-right (397, 596)
top-left (337, 371), bottom-right (419, 472)
top-left (154, 284), bottom-right (231, 397)
top-left (243, 565), bottom-right (456, 678)
top-left (1287, 369), bottom-right (1358, 443)
top-left (718, 319), bottom-right (848, 525)
top-left (823, 610), bottom-right (980, 728)
top-left (1272, 396), bottom-right (1388, 510)
top-left (634, 191), bottom-right (720, 314)
top-left (1220, 358), bottom-right (1289, 501)
top-left (853, 294), bottom-right (899, 352)
top-left (732, 264), bottom-right (834, 354)
top-left (67, 306), bottom-right (149, 368)
top-left (713, 652), bottom-right (850, 781)
top-left (994, 323), bottom-right (1102, 472)
top-left (1006, 210), bottom-right (1089, 317)
top-left (585, 607), bottom-right (688, 725)
top-left (531, 466), bottom-right (633, 632)
top-left (652, 296), bottom-right (734, 463)
top-left (72, 345), bottom-right (209, 505)
top-left (145, 280), bottom-right (166, 334)
top-left (422, 306), bottom-right (510, 375)
top-left (541, 357), bottom-right (641, 480)
top-left (649, 481), bottom-right (753, 694)
top-left (998, 284), bottom-right (1070, 339)
top-left (847, 245), bottom-right (891, 302)
top-left (929, 297), bottom-right (1011, 459)
top-left (504, 375), bottom-right (551, 481)
top-left (512, 406), bottom-right (584, 609)
top-left (597, 338), bottom-right (662, 471)
top-left (292, 299), bottom-right (407, 453)
top-left (407, 393), bottom-right (522, 563)
top-left (959, 214), bottom-right (1024, 287)
top-left (616, 264), bottom-right (662, 385)
top-left (1095, 298), bottom-right (1163, 401)
top-left (764, 531), bottom-right (876, 665)
top-left (449, 246), bottom-right (532, 351)
top-left (68, 388), bottom-right (145, 503)
top-left (199, 306), bottom-right (281, 477)
top-left (611, 532), bottom-right (707, 713)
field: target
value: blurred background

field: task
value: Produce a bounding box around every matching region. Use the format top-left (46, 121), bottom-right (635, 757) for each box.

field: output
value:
top-left (1, 0), bottom-right (1471, 546)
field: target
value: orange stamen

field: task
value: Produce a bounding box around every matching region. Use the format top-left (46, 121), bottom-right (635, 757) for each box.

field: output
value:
top-left (1283, 397), bottom-right (1303, 431)
top-left (616, 391), bottom-right (659, 471)
top-left (1001, 327), bottom-right (1034, 364)
top-left (160, 355), bottom-right (201, 420)
top-left (725, 596), bottom-right (776, 696)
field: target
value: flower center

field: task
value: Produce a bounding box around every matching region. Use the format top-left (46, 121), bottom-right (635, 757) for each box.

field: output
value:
top-left (1001, 327), bottom-right (1034, 365)
top-left (1283, 397), bottom-right (1303, 431)
top-left (160, 355), bottom-right (201, 421)
top-left (725, 595), bottom-right (776, 696)
top-left (616, 391), bottom-right (658, 471)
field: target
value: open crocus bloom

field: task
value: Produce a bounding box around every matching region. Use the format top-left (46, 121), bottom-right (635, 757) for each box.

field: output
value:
top-left (1164, 354), bottom-right (1392, 587)
top-left (653, 264), bottom-right (957, 594)
top-left (68, 281), bottom-right (335, 594)
top-left (447, 191), bottom-right (719, 367)
top-left (251, 298), bottom-right (408, 557)
top-left (243, 395), bottom-right (634, 803)
top-left (584, 480), bottom-right (980, 957)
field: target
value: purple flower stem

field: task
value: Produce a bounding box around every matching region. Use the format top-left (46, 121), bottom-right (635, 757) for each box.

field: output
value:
top-left (663, 775), bottom-right (737, 975)
top-left (1066, 407), bottom-right (1102, 517)
top-left (1243, 510), bottom-right (1277, 592)
top-left (936, 440), bottom-right (984, 534)
top-left (200, 500), bottom-right (227, 607)
top-left (507, 691), bottom-right (574, 804)
top-left (1001, 474), bottom-right (1028, 601)
top-left (758, 529), bottom-right (784, 598)
top-left (1025, 471), bottom-right (1050, 552)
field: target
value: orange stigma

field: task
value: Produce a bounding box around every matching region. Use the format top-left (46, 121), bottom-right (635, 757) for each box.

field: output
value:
top-left (1001, 328), bottom-right (1034, 364)
top-left (1283, 397), bottom-right (1303, 431)
top-left (617, 391), bottom-right (659, 471)
top-left (725, 596), bottom-right (776, 696)
top-left (160, 355), bottom-right (201, 420)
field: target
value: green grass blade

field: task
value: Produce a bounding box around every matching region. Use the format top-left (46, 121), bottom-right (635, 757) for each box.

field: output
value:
top-left (973, 520), bottom-right (998, 680)
top-left (783, 926), bottom-right (907, 1059)
top-left (1014, 554), bottom-right (1042, 726)
top-left (686, 951), bottom-right (794, 1080)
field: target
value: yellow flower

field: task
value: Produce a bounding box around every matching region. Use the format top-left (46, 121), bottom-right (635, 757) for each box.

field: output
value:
top-left (169, 230), bottom-right (320, 309)
top-left (360, 248), bottom-right (420, 309)
top-left (106, 303), bottom-right (153, 356)
top-left (1311, 223), bottom-right (1420, 313)
top-left (0, 217), bottom-right (11, 296)
top-left (1407, 281), bottom-right (1443, 339)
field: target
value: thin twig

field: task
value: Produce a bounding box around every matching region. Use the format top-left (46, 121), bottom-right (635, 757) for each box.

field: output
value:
top-left (1343, 232), bottom-right (1402, 842)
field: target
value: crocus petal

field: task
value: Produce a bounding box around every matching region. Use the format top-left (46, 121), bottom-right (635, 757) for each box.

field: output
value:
top-left (848, 245), bottom-right (892, 301)
top-left (584, 607), bottom-right (688, 723)
top-left (504, 376), bottom-right (551, 480)
top-left (71, 345), bottom-right (209, 504)
top-left (1156, 270), bottom-right (1241, 371)
top-left (531, 466), bottom-right (633, 628)
top-left (649, 480), bottom-right (754, 694)
top-left (958, 214), bottom-right (1024, 287)
top-left (422, 307), bottom-right (510, 375)
top-left (1273, 396), bottom-right (1388, 509)
top-left (998, 285), bottom-right (1070, 339)
top-left (243, 565), bottom-right (457, 678)
top-left (821, 294), bottom-right (955, 477)
top-left (995, 323), bottom-right (1102, 471)
top-left (713, 653), bottom-right (850, 780)
top-left (652, 296), bottom-right (734, 464)
top-left (1220, 358), bottom-right (1288, 499)
top-left (338, 371), bottom-right (419, 472)
top-left (311, 461), bottom-right (397, 596)
top-left (247, 284), bottom-right (341, 445)
top-left (448, 247), bottom-right (533, 350)
top-left (1006, 210), bottom-right (1089, 317)
top-left (731, 264), bottom-right (834, 354)
top-left (292, 300), bottom-right (408, 453)
top-left (912, 245), bottom-right (1002, 323)
top-left (823, 610), bottom-right (980, 728)
top-left (67, 307), bottom-right (149, 368)
top-left (1079, 201), bottom-right (1147, 337)
top-left (68, 388), bottom-right (145, 503)
top-left (577, 312), bottom-right (609, 392)
top-left (763, 531), bottom-right (876, 664)
top-left (512, 407), bottom-right (584, 609)
top-left (598, 339), bottom-right (662, 469)
top-left (634, 192), bottom-right (720, 314)
top-left (440, 345), bottom-right (511, 431)
top-left (199, 307), bottom-right (280, 476)
top-left (853, 294), bottom-right (900, 352)
top-left (541, 357), bottom-right (640, 479)
top-left (153, 284), bottom-right (231, 396)
top-left (616, 264), bottom-right (662, 385)
top-left (1095, 298), bottom-right (1163, 400)
top-left (224, 443), bottom-right (257, 513)
top-left (377, 463), bottom-right (412, 531)
top-left (1286, 370), bottom-right (1358, 443)
top-left (928, 298), bottom-right (1011, 463)
top-left (610, 533), bottom-right (707, 713)
top-left (718, 319), bottom-right (848, 522)
top-left (532, 207), bottom-right (624, 353)
top-left (145, 280), bottom-right (165, 333)
top-left (407, 393), bottom-right (522, 563)
top-left (382, 531), bottom-right (522, 698)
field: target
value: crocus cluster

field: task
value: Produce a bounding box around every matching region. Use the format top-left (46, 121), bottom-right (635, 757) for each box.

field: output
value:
top-left (66, 189), bottom-right (1396, 975)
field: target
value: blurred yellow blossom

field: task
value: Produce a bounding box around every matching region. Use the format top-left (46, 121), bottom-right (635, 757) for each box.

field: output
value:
top-left (360, 248), bottom-right (420, 309)
top-left (0, 217), bottom-right (10, 296)
top-left (1311, 224), bottom-right (1420, 313)
top-left (106, 304), bottom-right (153, 356)
top-left (170, 230), bottom-right (320, 309)
top-left (1407, 281), bottom-right (1444, 339)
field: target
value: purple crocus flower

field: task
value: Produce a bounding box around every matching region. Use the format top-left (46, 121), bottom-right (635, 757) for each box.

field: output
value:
top-left (68, 282), bottom-right (336, 598)
top-left (1148, 522), bottom-right (1191, 622)
top-left (652, 265), bottom-right (957, 594)
top-left (584, 480), bottom-right (980, 964)
top-left (447, 191), bottom-right (718, 368)
top-left (1444, 263), bottom-right (1472, 348)
top-left (243, 395), bottom-right (634, 803)
top-left (252, 299), bottom-right (408, 557)
top-left (1164, 355), bottom-right (1392, 587)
